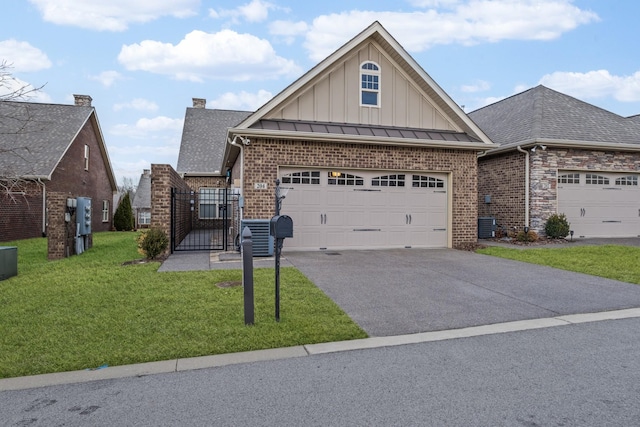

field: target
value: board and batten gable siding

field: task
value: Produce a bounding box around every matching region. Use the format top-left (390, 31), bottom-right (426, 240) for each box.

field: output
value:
top-left (240, 137), bottom-right (478, 248)
top-left (264, 41), bottom-right (457, 132)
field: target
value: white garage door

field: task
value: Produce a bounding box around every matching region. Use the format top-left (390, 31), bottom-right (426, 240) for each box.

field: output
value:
top-left (279, 168), bottom-right (448, 250)
top-left (557, 171), bottom-right (640, 238)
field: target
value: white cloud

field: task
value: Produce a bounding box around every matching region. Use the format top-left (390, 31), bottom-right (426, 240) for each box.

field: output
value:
top-left (118, 30), bottom-right (301, 82)
top-left (0, 73), bottom-right (51, 102)
top-left (269, 20), bottom-right (309, 44)
top-left (461, 80), bottom-right (490, 93)
top-left (210, 90), bottom-right (273, 110)
top-left (540, 70), bottom-right (640, 102)
top-left (28, 0), bottom-right (198, 31)
top-left (89, 70), bottom-right (124, 87)
top-left (113, 98), bottom-right (159, 112)
top-left (303, 1), bottom-right (599, 61)
top-left (209, 0), bottom-right (277, 23)
top-left (0, 39), bottom-right (52, 72)
top-left (110, 116), bottom-right (183, 139)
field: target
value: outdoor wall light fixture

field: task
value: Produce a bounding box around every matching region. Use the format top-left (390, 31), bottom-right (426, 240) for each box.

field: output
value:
top-left (570, 230), bottom-right (574, 241)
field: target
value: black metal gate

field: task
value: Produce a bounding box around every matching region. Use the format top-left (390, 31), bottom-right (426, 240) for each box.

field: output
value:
top-left (170, 188), bottom-right (239, 252)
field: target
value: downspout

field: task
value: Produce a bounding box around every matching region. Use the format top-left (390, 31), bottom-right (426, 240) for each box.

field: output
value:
top-left (516, 146), bottom-right (529, 229)
top-left (36, 178), bottom-right (46, 236)
top-left (227, 135), bottom-right (251, 223)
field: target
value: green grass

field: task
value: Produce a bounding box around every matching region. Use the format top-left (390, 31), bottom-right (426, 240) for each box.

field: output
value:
top-left (477, 245), bottom-right (640, 285)
top-left (0, 232), bottom-right (367, 379)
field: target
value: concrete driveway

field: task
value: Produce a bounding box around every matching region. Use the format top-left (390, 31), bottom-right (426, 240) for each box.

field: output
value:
top-left (284, 247), bottom-right (640, 337)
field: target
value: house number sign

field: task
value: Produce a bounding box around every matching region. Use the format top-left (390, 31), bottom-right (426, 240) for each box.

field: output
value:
top-left (254, 183), bottom-right (268, 190)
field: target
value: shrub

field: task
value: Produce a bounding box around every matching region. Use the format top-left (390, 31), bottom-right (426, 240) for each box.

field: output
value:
top-left (114, 192), bottom-right (135, 231)
top-left (545, 213), bottom-right (570, 239)
top-left (137, 228), bottom-right (168, 259)
top-left (516, 229), bottom-right (538, 243)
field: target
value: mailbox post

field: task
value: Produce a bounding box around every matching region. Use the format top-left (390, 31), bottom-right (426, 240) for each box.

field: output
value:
top-left (270, 214), bottom-right (293, 322)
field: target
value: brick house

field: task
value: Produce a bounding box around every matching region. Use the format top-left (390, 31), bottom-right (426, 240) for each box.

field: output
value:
top-left (132, 169), bottom-right (151, 229)
top-left (214, 21), bottom-right (494, 251)
top-left (0, 95), bottom-right (117, 243)
top-left (469, 85), bottom-right (640, 238)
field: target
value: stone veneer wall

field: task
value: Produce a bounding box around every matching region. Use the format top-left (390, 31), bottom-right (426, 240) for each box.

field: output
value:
top-left (478, 151), bottom-right (526, 233)
top-left (530, 148), bottom-right (640, 232)
top-left (241, 138), bottom-right (479, 248)
top-left (150, 164), bottom-right (192, 254)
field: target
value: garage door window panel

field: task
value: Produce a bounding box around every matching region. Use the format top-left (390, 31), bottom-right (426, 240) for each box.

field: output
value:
top-left (281, 171), bottom-right (320, 185)
top-left (615, 175), bottom-right (638, 186)
top-left (372, 174), bottom-right (405, 187)
top-left (559, 173), bottom-right (580, 184)
top-left (585, 174), bottom-right (609, 185)
top-left (412, 175), bottom-right (444, 188)
top-left (327, 172), bottom-right (364, 186)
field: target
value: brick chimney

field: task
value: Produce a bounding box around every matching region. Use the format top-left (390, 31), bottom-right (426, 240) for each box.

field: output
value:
top-left (74, 94), bottom-right (93, 107)
top-left (143, 169), bottom-right (150, 177)
top-left (192, 98), bottom-right (206, 108)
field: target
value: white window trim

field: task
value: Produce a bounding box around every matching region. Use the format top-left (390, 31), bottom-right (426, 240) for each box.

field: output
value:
top-left (84, 144), bottom-right (90, 170)
top-left (360, 61), bottom-right (381, 108)
top-left (102, 200), bottom-right (109, 222)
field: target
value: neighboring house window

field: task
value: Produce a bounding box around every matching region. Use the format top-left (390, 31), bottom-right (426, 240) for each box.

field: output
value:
top-left (84, 145), bottom-right (90, 170)
top-left (558, 173), bottom-right (580, 184)
top-left (372, 174), bottom-right (405, 187)
top-left (360, 61), bottom-right (380, 107)
top-left (585, 174), bottom-right (609, 185)
top-left (139, 211), bottom-right (151, 225)
top-left (615, 175), bottom-right (638, 186)
top-left (199, 188), bottom-right (229, 219)
top-left (412, 175), bottom-right (444, 188)
top-left (327, 172), bottom-right (364, 186)
top-left (281, 171), bottom-right (320, 184)
top-left (102, 200), bottom-right (109, 222)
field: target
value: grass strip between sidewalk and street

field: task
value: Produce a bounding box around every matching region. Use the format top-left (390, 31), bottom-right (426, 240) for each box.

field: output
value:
top-left (0, 232), bottom-right (367, 379)
top-left (477, 244), bottom-right (640, 285)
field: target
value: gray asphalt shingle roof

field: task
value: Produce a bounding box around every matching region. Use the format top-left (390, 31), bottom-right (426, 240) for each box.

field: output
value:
top-left (0, 100), bottom-right (93, 178)
top-left (177, 108), bottom-right (252, 174)
top-left (469, 85), bottom-right (640, 147)
top-left (132, 170), bottom-right (151, 209)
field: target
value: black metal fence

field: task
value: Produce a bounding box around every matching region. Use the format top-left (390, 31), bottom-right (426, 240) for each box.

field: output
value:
top-left (170, 188), bottom-right (239, 252)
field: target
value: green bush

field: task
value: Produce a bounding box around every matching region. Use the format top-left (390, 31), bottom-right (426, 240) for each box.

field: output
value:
top-left (516, 229), bottom-right (539, 243)
top-left (137, 228), bottom-right (168, 259)
top-left (545, 213), bottom-right (570, 239)
top-left (114, 192), bottom-right (135, 231)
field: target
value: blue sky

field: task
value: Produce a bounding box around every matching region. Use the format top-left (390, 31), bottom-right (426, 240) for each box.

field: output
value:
top-left (2, 1), bottom-right (639, 186)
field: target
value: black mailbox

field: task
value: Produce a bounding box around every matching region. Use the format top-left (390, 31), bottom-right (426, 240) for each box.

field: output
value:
top-left (270, 215), bottom-right (293, 239)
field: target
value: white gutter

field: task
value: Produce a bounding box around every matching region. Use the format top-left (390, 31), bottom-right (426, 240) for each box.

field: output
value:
top-left (516, 146), bottom-right (529, 229)
top-left (226, 135), bottom-right (251, 224)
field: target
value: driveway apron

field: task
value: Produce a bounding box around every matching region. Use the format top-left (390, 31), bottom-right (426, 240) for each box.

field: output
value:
top-left (284, 248), bottom-right (640, 337)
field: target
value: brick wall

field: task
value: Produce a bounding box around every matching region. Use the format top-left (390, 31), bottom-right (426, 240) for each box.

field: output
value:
top-left (478, 151), bottom-right (526, 233)
top-left (0, 180), bottom-right (44, 242)
top-left (240, 138), bottom-right (479, 247)
top-left (150, 164), bottom-right (192, 254)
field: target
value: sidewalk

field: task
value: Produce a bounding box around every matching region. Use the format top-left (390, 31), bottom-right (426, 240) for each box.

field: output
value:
top-left (157, 251), bottom-right (293, 272)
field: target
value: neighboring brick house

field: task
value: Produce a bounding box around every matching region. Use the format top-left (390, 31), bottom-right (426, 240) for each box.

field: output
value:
top-left (469, 85), bottom-right (640, 238)
top-left (0, 95), bottom-right (117, 243)
top-left (132, 169), bottom-right (151, 229)
top-left (216, 21), bottom-right (494, 251)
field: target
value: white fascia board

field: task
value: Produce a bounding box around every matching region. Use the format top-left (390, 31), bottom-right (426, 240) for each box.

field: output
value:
top-left (482, 138), bottom-right (640, 156)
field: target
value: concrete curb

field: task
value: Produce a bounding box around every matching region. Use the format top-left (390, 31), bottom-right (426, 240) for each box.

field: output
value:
top-left (2, 307), bottom-right (640, 392)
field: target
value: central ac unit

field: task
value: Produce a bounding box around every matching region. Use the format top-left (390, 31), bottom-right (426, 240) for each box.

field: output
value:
top-left (240, 219), bottom-right (274, 257)
top-left (478, 217), bottom-right (496, 239)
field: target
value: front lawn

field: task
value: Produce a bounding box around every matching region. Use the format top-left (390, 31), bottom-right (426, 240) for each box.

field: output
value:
top-left (477, 244), bottom-right (640, 285)
top-left (0, 232), bottom-right (367, 379)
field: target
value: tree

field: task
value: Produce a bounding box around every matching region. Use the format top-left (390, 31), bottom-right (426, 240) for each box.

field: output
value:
top-left (1, 61), bottom-right (46, 199)
top-left (113, 192), bottom-right (135, 231)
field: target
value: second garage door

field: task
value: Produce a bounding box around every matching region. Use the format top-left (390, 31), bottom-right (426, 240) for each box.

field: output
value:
top-left (279, 168), bottom-right (449, 250)
top-left (557, 171), bottom-right (640, 238)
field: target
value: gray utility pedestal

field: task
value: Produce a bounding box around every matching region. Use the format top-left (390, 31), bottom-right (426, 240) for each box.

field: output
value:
top-left (0, 246), bottom-right (18, 280)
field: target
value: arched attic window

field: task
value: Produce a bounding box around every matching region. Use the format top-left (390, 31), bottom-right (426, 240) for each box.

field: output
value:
top-left (360, 61), bottom-right (380, 107)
